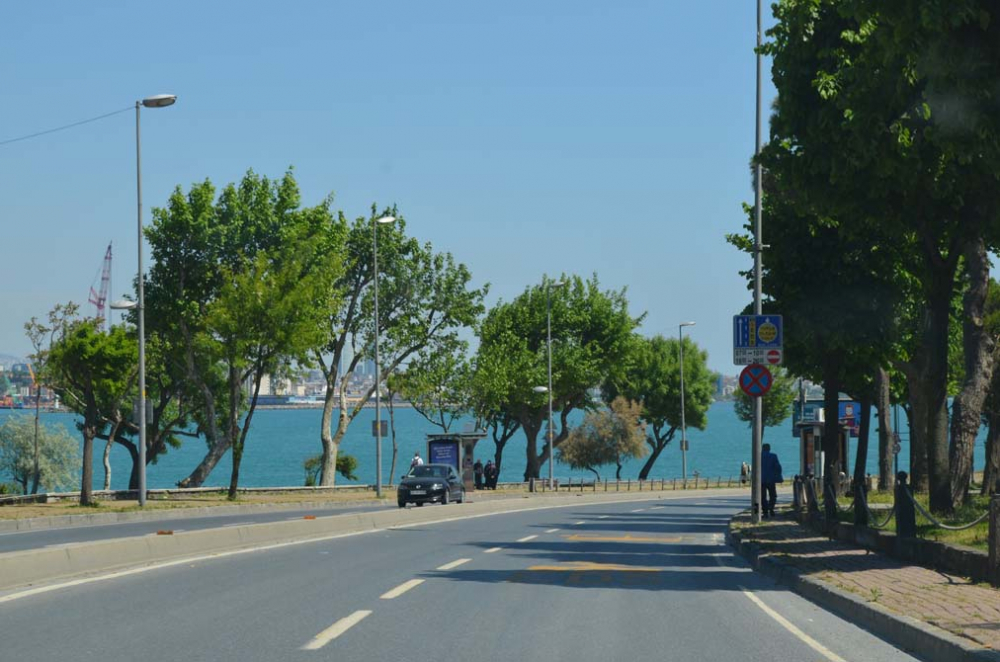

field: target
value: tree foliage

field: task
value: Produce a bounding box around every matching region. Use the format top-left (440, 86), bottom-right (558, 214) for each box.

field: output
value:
top-left (557, 397), bottom-right (647, 480)
top-left (605, 334), bottom-right (714, 479)
top-left (474, 274), bottom-right (643, 480)
top-left (0, 416), bottom-right (79, 494)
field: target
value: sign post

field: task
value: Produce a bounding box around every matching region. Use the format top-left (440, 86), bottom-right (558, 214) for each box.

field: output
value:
top-left (735, 314), bottom-right (783, 523)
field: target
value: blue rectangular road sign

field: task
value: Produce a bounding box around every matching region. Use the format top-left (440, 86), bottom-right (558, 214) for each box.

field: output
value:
top-left (733, 315), bottom-right (783, 349)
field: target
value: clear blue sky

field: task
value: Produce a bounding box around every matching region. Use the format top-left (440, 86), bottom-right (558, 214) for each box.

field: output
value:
top-left (0, 1), bottom-right (776, 375)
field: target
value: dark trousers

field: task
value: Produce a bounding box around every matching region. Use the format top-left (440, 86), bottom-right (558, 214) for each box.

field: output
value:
top-left (763, 482), bottom-right (777, 514)
top-left (475, 474), bottom-right (483, 490)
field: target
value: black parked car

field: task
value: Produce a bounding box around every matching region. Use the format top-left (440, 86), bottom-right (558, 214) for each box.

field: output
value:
top-left (397, 463), bottom-right (465, 507)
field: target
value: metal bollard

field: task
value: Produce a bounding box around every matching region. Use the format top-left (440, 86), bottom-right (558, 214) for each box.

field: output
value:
top-left (792, 476), bottom-right (802, 510)
top-left (895, 472), bottom-right (916, 538)
top-left (627, 479), bottom-right (631, 491)
top-left (990, 496), bottom-right (1000, 587)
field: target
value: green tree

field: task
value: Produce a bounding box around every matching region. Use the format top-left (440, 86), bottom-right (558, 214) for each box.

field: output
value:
top-left (604, 334), bottom-right (714, 480)
top-left (476, 274), bottom-right (643, 480)
top-left (395, 340), bottom-right (473, 433)
top-left (0, 416), bottom-right (78, 494)
top-left (304, 453), bottom-right (358, 485)
top-left (311, 211), bottom-right (487, 485)
top-left (761, 0), bottom-right (1000, 512)
top-left (733, 366), bottom-right (796, 439)
top-left (145, 169), bottom-right (340, 497)
top-left (0, 374), bottom-right (10, 396)
top-left (43, 316), bottom-right (137, 505)
top-left (557, 397), bottom-right (647, 481)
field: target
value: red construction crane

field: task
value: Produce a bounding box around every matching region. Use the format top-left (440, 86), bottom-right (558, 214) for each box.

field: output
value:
top-left (89, 242), bottom-right (112, 330)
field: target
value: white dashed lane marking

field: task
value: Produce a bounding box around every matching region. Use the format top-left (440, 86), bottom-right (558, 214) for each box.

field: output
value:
top-left (517, 535), bottom-right (538, 543)
top-left (380, 579), bottom-right (424, 599)
top-left (436, 558), bottom-right (471, 571)
top-left (301, 610), bottom-right (372, 650)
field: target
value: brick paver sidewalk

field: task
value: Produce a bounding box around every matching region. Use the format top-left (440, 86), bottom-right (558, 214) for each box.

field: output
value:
top-left (734, 511), bottom-right (1000, 650)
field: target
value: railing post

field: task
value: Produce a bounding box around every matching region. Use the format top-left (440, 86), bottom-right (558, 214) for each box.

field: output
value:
top-left (990, 495), bottom-right (1000, 587)
top-left (895, 472), bottom-right (916, 538)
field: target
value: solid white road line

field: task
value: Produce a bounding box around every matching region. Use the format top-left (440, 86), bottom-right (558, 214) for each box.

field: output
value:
top-left (740, 590), bottom-right (847, 662)
top-left (516, 535), bottom-right (538, 543)
top-left (380, 579), bottom-right (424, 599)
top-left (545, 528), bottom-right (560, 533)
top-left (484, 547), bottom-right (503, 554)
top-left (436, 558), bottom-right (471, 571)
top-left (301, 610), bottom-right (372, 650)
top-left (710, 535), bottom-right (845, 662)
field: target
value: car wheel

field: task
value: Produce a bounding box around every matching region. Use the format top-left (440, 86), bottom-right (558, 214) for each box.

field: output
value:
top-left (442, 490), bottom-right (450, 505)
top-left (397, 500), bottom-right (406, 508)
top-left (457, 489), bottom-right (464, 504)
top-left (417, 502), bottom-right (425, 507)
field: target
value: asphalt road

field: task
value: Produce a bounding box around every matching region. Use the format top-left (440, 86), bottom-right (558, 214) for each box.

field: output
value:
top-left (0, 495), bottom-right (922, 662)
top-left (0, 501), bottom-right (394, 553)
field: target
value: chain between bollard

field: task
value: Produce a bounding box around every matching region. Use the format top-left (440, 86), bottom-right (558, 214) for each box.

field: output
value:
top-left (904, 489), bottom-right (991, 531)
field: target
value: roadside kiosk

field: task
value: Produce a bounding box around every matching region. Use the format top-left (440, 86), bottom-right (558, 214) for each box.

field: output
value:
top-left (793, 398), bottom-right (858, 496)
top-left (426, 431), bottom-right (487, 492)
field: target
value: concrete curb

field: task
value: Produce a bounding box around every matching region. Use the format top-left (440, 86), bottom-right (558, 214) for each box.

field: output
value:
top-left (0, 498), bottom-right (390, 533)
top-left (1, 489), bottom-right (740, 592)
top-left (727, 521), bottom-right (1000, 662)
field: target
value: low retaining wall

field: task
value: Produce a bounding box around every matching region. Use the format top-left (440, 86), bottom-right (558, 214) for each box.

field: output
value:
top-left (801, 512), bottom-right (990, 583)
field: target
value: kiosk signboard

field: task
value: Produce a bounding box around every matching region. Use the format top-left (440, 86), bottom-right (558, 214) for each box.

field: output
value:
top-left (428, 438), bottom-right (460, 471)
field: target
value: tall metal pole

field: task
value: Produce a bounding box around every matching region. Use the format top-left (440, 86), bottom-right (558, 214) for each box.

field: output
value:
top-left (373, 220), bottom-right (383, 498)
top-left (752, 0), bottom-right (764, 523)
top-left (547, 286), bottom-right (554, 490)
top-left (135, 101), bottom-right (147, 507)
top-left (679, 324), bottom-right (689, 483)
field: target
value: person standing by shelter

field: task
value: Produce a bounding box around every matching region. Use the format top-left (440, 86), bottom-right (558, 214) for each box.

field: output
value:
top-left (474, 459), bottom-right (484, 490)
top-left (410, 452), bottom-right (424, 470)
top-left (484, 460), bottom-right (497, 489)
top-left (761, 443), bottom-right (783, 517)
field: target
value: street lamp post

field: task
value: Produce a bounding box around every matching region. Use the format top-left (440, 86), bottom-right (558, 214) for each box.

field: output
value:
top-left (544, 280), bottom-right (564, 488)
top-left (372, 215), bottom-right (397, 499)
top-left (679, 321), bottom-right (696, 483)
top-left (131, 94), bottom-right (176, 507)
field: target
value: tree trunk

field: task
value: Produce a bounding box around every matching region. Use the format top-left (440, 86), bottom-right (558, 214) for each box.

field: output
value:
top-left (822, 365), bottom-right (841, 522)
top-left (319, 376), bottom-right (339, 486)
top-left (875, 367), bottom-right (893, 491)
top-left (982, 412), bottom-right (1000, 496)
top-left (177, 435), bottom-right (230, 487)
top-left (948, 237), bottom-right (995, 510)
top-left (852, 394), bottom-right (872, 526)
top-left (102, 437), bottom-right (114, 492)
top-left (638, 425), bottom-right (677, 480)
top-left (922, 263), bottom-right (957, 512)
top-left (228, 443), bottom-right (243, 499)
top-left (388, 395), bottom-right (398, 486)
top-left (522, 421), bottom-right (543, 481)
top-left (80, 427), bottom-right (96, 506)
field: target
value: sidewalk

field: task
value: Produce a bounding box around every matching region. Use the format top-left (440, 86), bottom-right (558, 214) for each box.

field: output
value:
top-left (729, 509), bottom-right (1000, 661)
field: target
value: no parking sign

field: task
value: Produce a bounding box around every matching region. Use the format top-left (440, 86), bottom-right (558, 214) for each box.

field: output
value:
top-left (739, 364), bottom-right (772, 398)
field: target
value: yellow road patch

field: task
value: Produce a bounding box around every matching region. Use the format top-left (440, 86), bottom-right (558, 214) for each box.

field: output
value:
top-left (563, 534), bottom-right (683, 544)
top-left (526, 561), bottom-right (660, 572)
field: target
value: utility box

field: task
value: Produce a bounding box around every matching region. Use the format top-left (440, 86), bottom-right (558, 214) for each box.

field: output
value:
top-left (426, 431), bottom-right (487, 491)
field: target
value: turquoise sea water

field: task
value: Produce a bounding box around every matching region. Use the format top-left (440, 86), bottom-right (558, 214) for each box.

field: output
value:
top-left (0, 402), bottom-right (987, 490)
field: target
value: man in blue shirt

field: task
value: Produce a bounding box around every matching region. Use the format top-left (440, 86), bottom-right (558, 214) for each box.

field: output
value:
top-left (761, 443), bottom-right (783, 517)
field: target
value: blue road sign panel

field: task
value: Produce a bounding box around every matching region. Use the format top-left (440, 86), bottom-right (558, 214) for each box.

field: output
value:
top-left (733, 315), bottom-right (783, 349)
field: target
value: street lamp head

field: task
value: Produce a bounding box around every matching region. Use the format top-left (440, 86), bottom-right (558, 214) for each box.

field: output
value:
top-left (549, 280), bottom-right (566, 289)
top-left (109, 299), bottom-right (138, 311)
top-left (680, 321), bottom-right (696, 328)
top-left (532, 386), bottom-right (549, 393)
top-left (141, 94), bottom-right (177, 108)
top-left (375, 215), bottom-right (396, 225)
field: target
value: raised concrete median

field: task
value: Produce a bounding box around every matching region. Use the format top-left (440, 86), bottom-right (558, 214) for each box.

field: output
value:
top-left (1, 488), bottom-right (745, 592)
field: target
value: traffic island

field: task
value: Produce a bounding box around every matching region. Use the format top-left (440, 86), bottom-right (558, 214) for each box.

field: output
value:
top-left (728, 509), bottom-right (1000, 662)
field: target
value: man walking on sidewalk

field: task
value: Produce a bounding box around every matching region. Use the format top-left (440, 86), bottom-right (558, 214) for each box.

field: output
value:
top-left (761, 443), bottom-right (783, 517)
